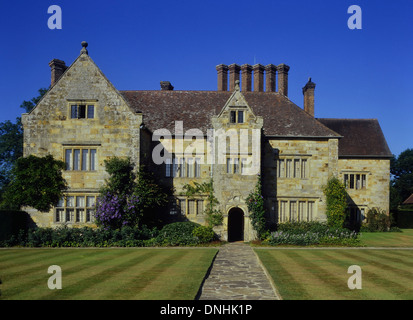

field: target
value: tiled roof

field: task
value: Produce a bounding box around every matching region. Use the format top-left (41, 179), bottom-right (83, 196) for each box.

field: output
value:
top-left (317, 118), bottom-right (392, 157)
top-left (403, 194), bottom-right (413, 205)
top-left (120, 90), bottom-right (340, 138)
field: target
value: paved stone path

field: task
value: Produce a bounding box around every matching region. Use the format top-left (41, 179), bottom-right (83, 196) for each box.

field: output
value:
top-left (198, 242), bottom-right (280, 300)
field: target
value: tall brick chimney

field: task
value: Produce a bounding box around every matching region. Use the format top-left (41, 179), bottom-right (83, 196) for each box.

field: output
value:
top-left (277, 63), bottom-right (290, 96)
top-left (216, 64), bottom-right (228, 91)
top-left (241, 64), bottom-right (252, 92)
top-left (303, 77), bottom-right (316, 117)
top-left (265, 64), bottom-right (277, 92)
top-left (48, 59), bottom-right (67, 87)
top-left (253, 64), bottom-right (265, 92)
top-left (229, 64), bottom-right (241, 91)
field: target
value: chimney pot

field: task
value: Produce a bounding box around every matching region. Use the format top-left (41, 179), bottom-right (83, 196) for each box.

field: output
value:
top-left (216, 64), bottom-right (228, 91)
top-left (253, 64), bottom-right (265, 92)
top-left (277, 63), bottom-right (290, 96)
top-left (160, 81), bottom-right (174, 90)
top-left (303, 77), bottom-right (316, 117)
top-left (48, 59), bottom-right (67, 87)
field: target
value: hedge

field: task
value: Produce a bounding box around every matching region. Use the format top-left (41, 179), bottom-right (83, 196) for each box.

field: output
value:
top-left (0, 210), bottom-right (30, 241)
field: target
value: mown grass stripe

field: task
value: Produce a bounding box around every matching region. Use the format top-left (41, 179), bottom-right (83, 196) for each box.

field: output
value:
top-left (363, 249), bottom-right (413, 270)
top-left (121, 250), bottom-right (190, 300)
top-left (283, 250), bottom-right (349, 299)
top-left (1, 249), bottom-right (110, 300)
top-left (337, 250), bottom-right (411, 298)
top-left (39, 249), bottom-right (149, 300)
top-left (0, 249), bottom-right (66, 271)
top-left (255, 250), bottom-right (310, 300)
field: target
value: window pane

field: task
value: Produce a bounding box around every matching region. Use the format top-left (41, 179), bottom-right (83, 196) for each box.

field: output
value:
top-left (57, 197), bottom-right (64, 207)
top-left (230, 111), bottom-right (236, 123)
top-left (82, 149), bottom-right (89, 171)
top-left (195, 158), bottom-right (201, 177)
top-left (362, 174), bottom-right (366, 188)
top-left (56, 209), bottom-right (64, 222)
top-left (238, 111), bottom-right (244, 123)
top-left (66, 196), bottom-right (74, 207)
top-left (76, 196), bottom-right (85, 207)
top-left (290, 201), bottom-right (297, 221)
top-left (301, 159), bottom-right (307, 178)
top-left (294, 159), bottom-right (300, 178)
top-left (187, 158), bottom-right (194, 177)
top-left (65, 149), bottom-right (72, 170)
top-left (76, 209), bottom-right (84, 222)
top-left (86, 196), bottom-right (95, 207)
top-left (179, 158), bottom-right (185, 177)
top-left (71, 105), bottom-right (78, 119)
top-left (179, 199), bottom-right (186, 215)
top-left (197, 200), bottom-right (203, 215)
top-left (286, 159), bottom-right (292, 178)
top-left (226, 158), bottom-right (232, 174)
top-left (86, 209), bottom-right (93, 222)
top-left (188, 200), bottom-right (195, 215)
top-left (78, 105), bottom-right (86, 118)
top-left (165, 158), bottom-right (171, 177)
top-left (234, 158), bottom-right (239, 174)
top-left (73, 149), bottom-right (80, 170)
top-left (66, 209), bottom-right (74, 222)
top-left (90, 149), bottom-right (96, 170)
top-left (87, 105), bottom-right (94, 119)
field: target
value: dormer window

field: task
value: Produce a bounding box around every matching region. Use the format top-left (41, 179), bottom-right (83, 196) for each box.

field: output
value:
top-left (70, 104), bottom-right (95, 119)
top-left (230, 110), bottom-right (244, 123)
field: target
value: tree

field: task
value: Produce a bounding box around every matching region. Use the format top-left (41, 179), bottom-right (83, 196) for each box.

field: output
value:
top-left (0, 88), bottom-right (48, 195)
top-left (323, 177), bottom-right (348, 229)
top-left (1, 155), bottom-right (67, 211)
top-left (391, 148), bottom-right (413, 209)
top-left (94, 157), bottom-right (169, 229)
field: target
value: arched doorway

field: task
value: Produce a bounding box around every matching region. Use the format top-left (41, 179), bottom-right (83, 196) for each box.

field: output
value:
top-left (228, 207), bottom-right (244, 242)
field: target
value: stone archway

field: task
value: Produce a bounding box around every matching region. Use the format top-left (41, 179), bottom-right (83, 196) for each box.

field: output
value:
top-left (228, 207), bottom-right (244, 242)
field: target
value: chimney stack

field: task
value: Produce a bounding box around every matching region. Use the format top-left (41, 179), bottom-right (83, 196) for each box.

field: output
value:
top-left (265, 64), bottom-right (277, 92)
top-left (216, 64), bottom-right (228, 91)
top-left (160, 81), bottom-right (174, 90)
top-left (241, 64), bottom-right (252, 92)
top-left (48, 59), bottom-right (67, 87)
top-left (229, 64), bottom-right (241, 91)
top-left (253, 64), bottom-right (265, 92)
top-left (303, 78), bottom-right (316, 117)
top-left (277, 64), bottom-right (290, 96)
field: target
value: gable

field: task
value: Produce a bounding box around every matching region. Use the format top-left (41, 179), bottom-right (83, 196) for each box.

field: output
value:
top-left (317, 118), bottom-right (392, 158)
top-left (27, 51), bottom-right (133, 120)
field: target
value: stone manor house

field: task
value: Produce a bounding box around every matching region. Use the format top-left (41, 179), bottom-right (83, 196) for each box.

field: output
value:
top-left (22, 42), bottom-right (392, 241)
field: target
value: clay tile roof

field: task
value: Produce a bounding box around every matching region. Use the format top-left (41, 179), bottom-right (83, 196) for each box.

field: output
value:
top-left (120, 90), bottom-right (340, 138)
top-left (403, 194), bottom-right (413, 205)
top-left (317, 118), bottom-right (392, 158)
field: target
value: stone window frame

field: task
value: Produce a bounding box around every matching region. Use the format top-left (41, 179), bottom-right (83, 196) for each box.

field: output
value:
top-left (342, 172), bottom-right (368, 190)
top-left (229, 106), bottom-right (246, 124)
top-left (226, 156), bottom-right (249, 174)
top-left (165, 157), bottom-right (201, 178)
top-left (347, 205), bottom-right (367, 223)
top-left (55, 193), bottom-right (98, 224)
top-left (67, 100), bottom-right (98, 120)
top-left (277, 155), bottom-right (310, 179)
top-left (64, 146), bottom-right (98, 171)
top-left (173, 197), bottom-right (206, 216)
top-left (275, 198), bottom-right (317, 223)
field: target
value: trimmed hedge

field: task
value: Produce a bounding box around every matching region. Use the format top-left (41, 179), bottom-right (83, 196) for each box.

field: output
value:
top-left (266, 221), bottom-right (361, 246)
top-left (0, 222), bottom-right (217, 247)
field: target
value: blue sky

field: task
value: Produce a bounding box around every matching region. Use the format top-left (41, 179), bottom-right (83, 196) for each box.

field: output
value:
top-left (0, 0), bottom-right (412, 156)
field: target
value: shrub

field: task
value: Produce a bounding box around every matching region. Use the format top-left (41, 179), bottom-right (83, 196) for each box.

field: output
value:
top-left (192, 225), bottom-right (215, 243)
top-left (267, 221), bottom-right (360, 246)
top-left (361, 208), bottom-right (395, 232)
top-left (323, 177), bottom-right (348, 229)
top-left (155, 222), bottom-right (200, 246)
top-left (246, 175), bottom-right (267, 240)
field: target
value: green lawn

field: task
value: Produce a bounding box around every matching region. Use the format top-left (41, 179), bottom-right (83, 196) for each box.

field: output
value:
top-left (359, 229), bottom-right (413, 247)
top-left (255, 248), bottom-right (413, 300)
top-left (0, 248), bottom-right (217, 300)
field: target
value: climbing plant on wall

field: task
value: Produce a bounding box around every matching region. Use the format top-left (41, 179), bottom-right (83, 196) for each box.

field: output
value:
top-left (246, 175), bottom-right (267, 240)
top-left (182, 179), bottom-right (223, 227)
